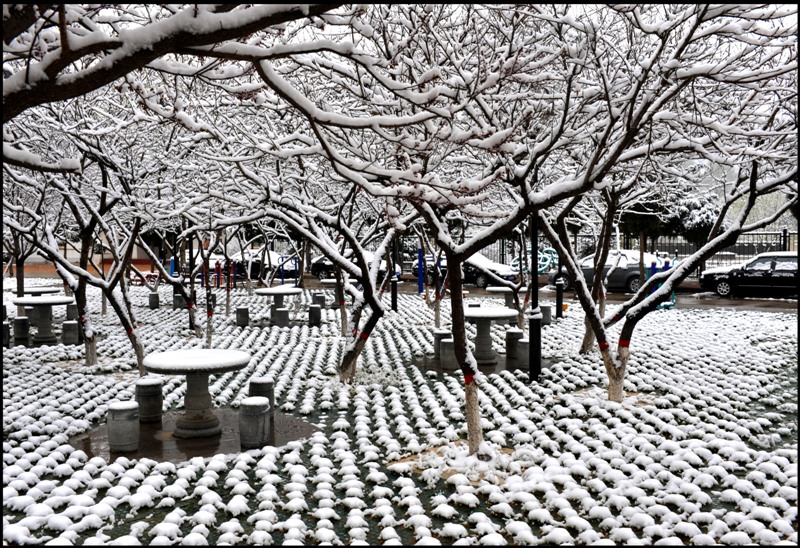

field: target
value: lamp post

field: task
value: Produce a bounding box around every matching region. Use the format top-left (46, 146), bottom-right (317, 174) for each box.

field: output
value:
top-left (529, 216), bottom-right (542, 382)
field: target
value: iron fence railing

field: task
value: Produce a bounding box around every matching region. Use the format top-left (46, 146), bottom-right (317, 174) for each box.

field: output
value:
top-left (477, 230), bottom-right (797, 278)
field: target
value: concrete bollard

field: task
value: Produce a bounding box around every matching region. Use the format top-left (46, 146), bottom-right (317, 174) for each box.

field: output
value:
top-left (440, 338), bottom-right (458, 370)
top-left (236, 307), bottom-right (249, 327)
top-left (312, 293), bottom-right (327, 309)
top-left (172, 293), bottom-right (186, 310)
top-left (239, 396), bottom-right (271, 450)
top-left (3, 321), bottom-right (9, 348)
top-left (541, 305), bottom-right (552, 326)
top-left (148, 292), bottom-right (160, 310)
top-left (62, 320), bottom-right (80, 345)
top-left (107, 401), bottom-right (140, 452)
top-left (135, 377), bottom-right (164, 423)
top-left (249, 377), bottom-right (275, 416)
top-left (433, 329), bottom-right (451, 360)
top-left (66, 303), bottom-right (79, 320)
top-left (308, 304), bottom-right (321, 327)
top-left (518, 338), bottom-right (530, 368)
top-left (505, 328), bottom-right (524, 359)
top-left (273, 307), bottom-right (289, 328)
top-left (13, 317), bottom-right (29, 347)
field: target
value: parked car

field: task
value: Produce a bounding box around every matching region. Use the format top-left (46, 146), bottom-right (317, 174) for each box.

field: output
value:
top-left (413, 252), bottom-right (517, 289)
top-left (310, 251), bottom-right (401, 282)
top-left (547, 249), bottom-right (670, 293)
top-left (699, 251), bottom-right (797, 298)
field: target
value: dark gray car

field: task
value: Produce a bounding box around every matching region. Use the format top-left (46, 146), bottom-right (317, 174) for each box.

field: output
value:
top-left (547, 249), bottom-right (669, 293)
top-left (699, 251), bottom-right (798, 297)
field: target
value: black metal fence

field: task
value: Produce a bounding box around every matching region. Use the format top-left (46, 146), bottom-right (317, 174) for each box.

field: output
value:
top-left (479, 229), bottom-right (797, 278)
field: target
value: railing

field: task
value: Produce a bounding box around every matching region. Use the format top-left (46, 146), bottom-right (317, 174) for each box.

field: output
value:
top-left (476, 230), bottom-right (797, 278)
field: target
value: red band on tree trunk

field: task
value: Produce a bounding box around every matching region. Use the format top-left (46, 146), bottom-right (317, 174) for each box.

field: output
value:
top-left (619, 339), bottom-right (630, 347)
top-left (360, 331), bottom-right (369, 340)
top-left (598, 341), bottom-right (609, 350)
top-left (339, 301), bottom-right (346, 306)
top-left (464, 374), bottom-right (474, 385)
top-left (207, 311), bottom-right (213, 317)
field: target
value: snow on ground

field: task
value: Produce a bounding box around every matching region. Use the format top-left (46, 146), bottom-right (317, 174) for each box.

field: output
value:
top-left (3, 280), bottom-right (798, 545)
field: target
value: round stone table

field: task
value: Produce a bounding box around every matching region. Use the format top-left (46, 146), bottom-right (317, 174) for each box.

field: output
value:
top-left (255, 285), bottom-right (303, 309)
top-left (143, 349), bottom-right (251, 438)
top-left (463, 307), bottom-right (519, 365)
top-left (12, 295), bottom-right (75, 345)
top-left (21, 286), bottom-right (62, 297)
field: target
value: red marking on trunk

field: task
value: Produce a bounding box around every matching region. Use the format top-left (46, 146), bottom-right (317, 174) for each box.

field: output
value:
top-left (598, 341), bottom-right (609, 350)
top-left (360, 331), bottom-right (369, 341)
top-left (619, 339), bottom-right (630, 347)
top-left (464, 374), bottom-right (475, 385)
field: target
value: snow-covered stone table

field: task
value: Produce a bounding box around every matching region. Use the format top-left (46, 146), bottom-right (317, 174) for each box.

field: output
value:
top-left (463, 307), bottom-right (519, 365)
top-left (11, 295), bottom-right (75, 345)
top-left (255, 284), bottom-right (303, 309)
top-left (143, 349), bottom-right (251, 438)
top-left (486, 286), bottom-right (527, 308)
top-left (21, 286), bottom-right (62, 297)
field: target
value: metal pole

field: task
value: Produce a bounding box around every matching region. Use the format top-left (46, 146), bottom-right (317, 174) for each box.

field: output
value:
top-left (391, 239), bottom-right (398, 312)
top-left (529, 216), bottom-right (542, 383)
top-left (556, 254), bottom-right (563, 319)
top-left (417, 245), bottom-right (424, 294)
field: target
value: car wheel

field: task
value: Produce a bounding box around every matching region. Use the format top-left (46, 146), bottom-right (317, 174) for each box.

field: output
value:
top-left (475, 273), bottom-right (488, 289)
top-left (715, 280), bottom-right (733, 297)
top-left (317, 270), bottom-right (331, 280)
top-left (554, 274), bottom-right (571, 292)
top-left (626, 275), bottom-right (641, 293)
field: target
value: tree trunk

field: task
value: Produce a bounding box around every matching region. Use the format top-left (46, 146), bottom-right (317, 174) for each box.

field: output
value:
top-left (601, 346), bottom-right (628, 403)
top-left (446, 255), bottom-right (483, 455)
top-left (15, 257), bottom-right (25, 316)
top-left (205, 284), bottom-right (214, 348)
top-left (106, 291), bottom-right (146, 375)
top-left (334, 268), bottom-right (348, 337)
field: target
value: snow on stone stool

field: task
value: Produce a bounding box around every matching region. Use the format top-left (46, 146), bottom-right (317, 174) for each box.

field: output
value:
top-left (440, 338), bottom-right (458, 370)
top-left (172, 293), bottom-right (186, 310)
top-left (13, 316), bottom-right (29, 347)
top-left (505, 328), bottom-right (524, 359)
top-left (312, 293), bottom-right (327, 309)
top-left (62, 320), bottom-right (79, 345)
top-left (67, 303), bottom-right (79, 320)
top-left (249, 376), bottom-right (275, 416)
top-left (239, 396), bottom-right (271, 450)
top-left (517, 338), bottom-right (530, 368)
top-left (3, 320), bottom-right (9, 348)
top-left (308, 304), bottom-right (321, 327)
top-left (107, 401), bottom-right (140, 452)
top-left (541, 305), bottom-right (552, 326)
top-left (433, 329), bottom-right (451, 360)
top-left (149, 292), bottom-right (160, 310)
top-left (236, 306), bottom-right (249, 327)
top-left (272, 307), bottom-right (289, 328)
top-left (136, 377), bottom-right (164, 423)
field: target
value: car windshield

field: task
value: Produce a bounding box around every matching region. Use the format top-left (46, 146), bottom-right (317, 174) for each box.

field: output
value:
top-left (747, 257), bottom-right (773, 271)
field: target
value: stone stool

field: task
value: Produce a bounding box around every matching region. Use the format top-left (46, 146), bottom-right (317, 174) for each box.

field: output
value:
top-left (236, 307), bottom-right (249, 327)
top-left (66, 303), bottom-right (79, 320)
top-left (273, 307), bottom-right (289, 328)
top-left (62, 320), bottom-right (80, 345)
top-left (107, 401), bottom-right (140, 452)
top-left (440, 338), bottom-right (458, 370)
top-left (517, 338), bottom-right (530, 368)
top-left (312, 293), bottom-right (327, 309)
top-left (239, 396), bottom-right (271, 450)
top-left (308, 304), bottom-right (321, 327)
top-left (149, 292), bottom-right (160, 310)
top-left (505, 328), bottom-right (524, 359)
top-left (541, 305), bottom-right (552, 326)
top-left (172, 293), bottom-right (186, 310)
top-left (13, 316), bottom-right (29, 347)
top-left (249, 377), bottom-right (275, 416)
top-left (433, 329), bottom-right (451, 360)
top-left (136, 377), bottom-right (164, 423)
